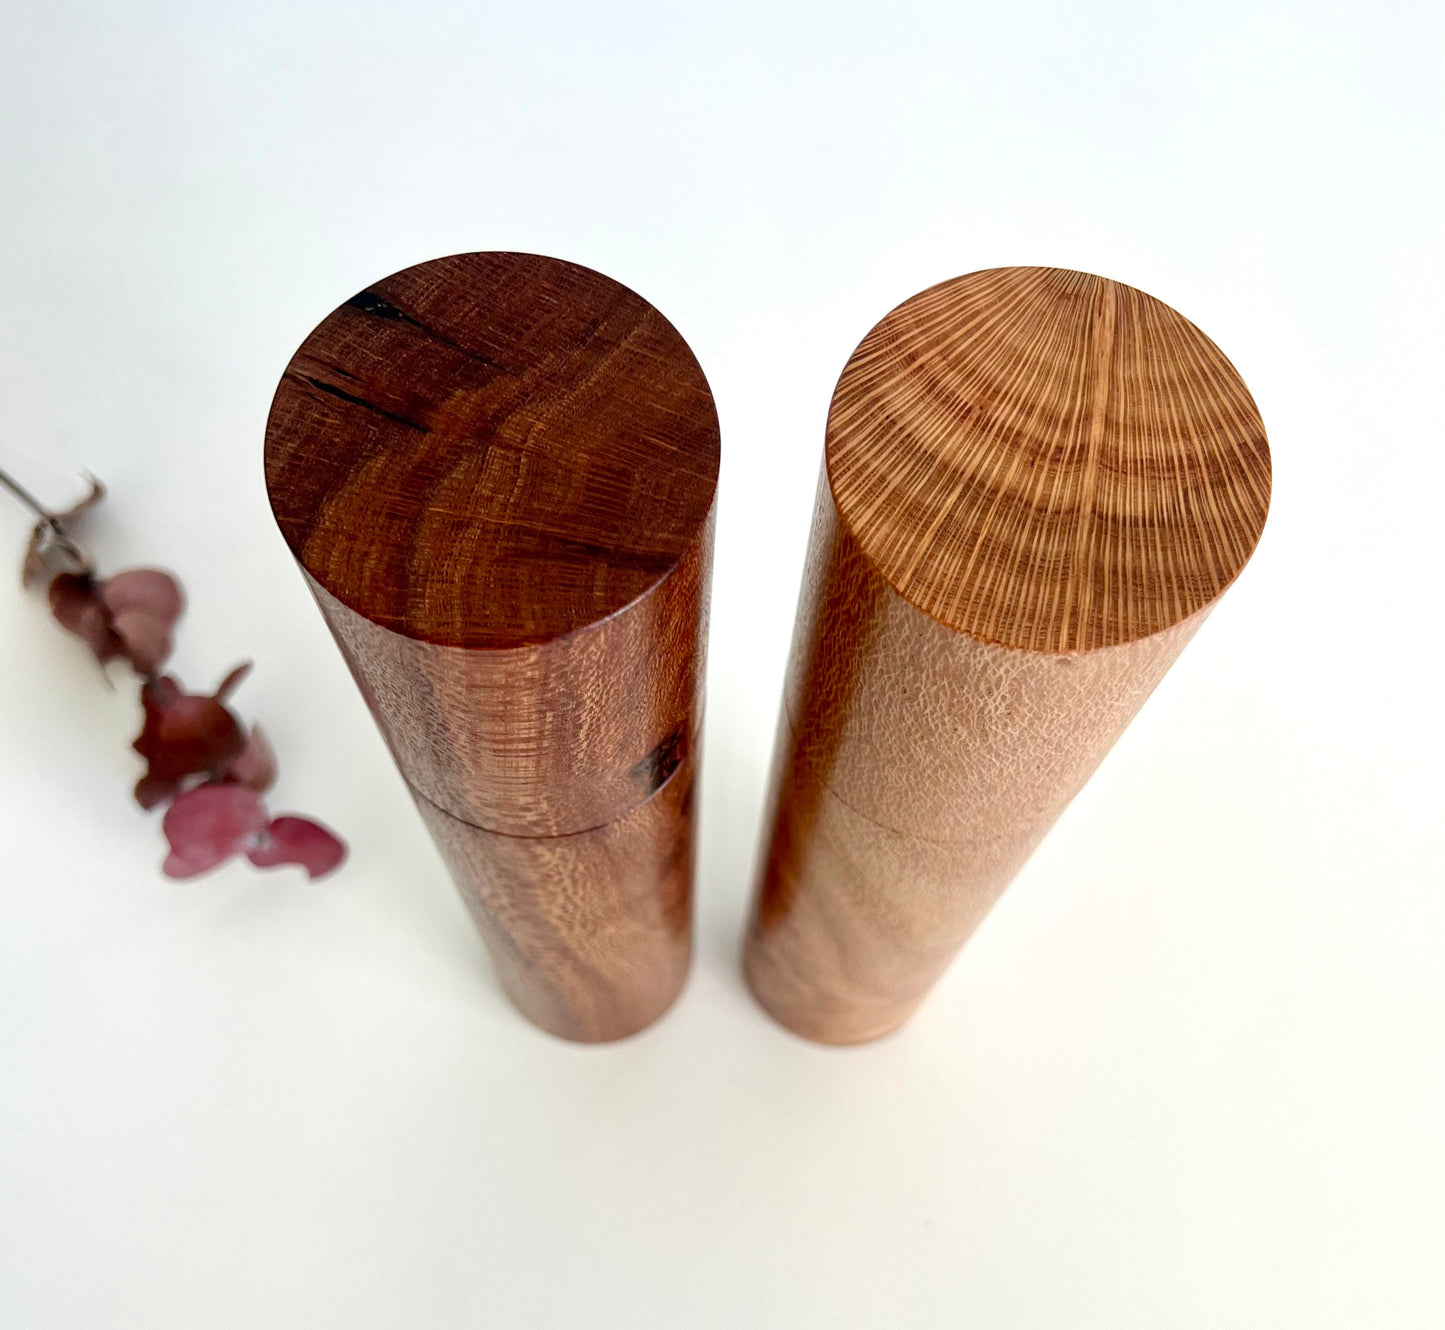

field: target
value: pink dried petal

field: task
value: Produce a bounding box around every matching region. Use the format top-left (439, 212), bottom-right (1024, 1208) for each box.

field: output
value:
top-left (225, 725), bottom-right (277, 792)
top-left (109, 608), bottom-right (175, 674)
top-left (161, 782), bottom-right (268, 879)
top-left (145, 695), bottom-right (244, 774)
top-left (132, 677), bottom-right (246, 808)
top-left (99, 570), bottom-right (183, 674)
top-left (101, 569), bottom-right (183, 622)
top-left (214, 661), bottom-right (252, 702)
top-left (247, 816), bottom-right (347, 879)
top-left (48, 573), bottom-right (121, 661)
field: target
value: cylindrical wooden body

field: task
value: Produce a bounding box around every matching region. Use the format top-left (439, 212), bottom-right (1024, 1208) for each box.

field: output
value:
top-left (265, 252), bottom-right (719, 1041)
top-left (745, 267), bottom-right (1270, 1044)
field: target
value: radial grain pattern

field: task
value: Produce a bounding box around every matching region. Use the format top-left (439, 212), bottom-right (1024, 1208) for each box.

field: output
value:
top-left (826, 267), bottom-right (1271, 653)
top-left (265, 251), bottom-right (720, 650)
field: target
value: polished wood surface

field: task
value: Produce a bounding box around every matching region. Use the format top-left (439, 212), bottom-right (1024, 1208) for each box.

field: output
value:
top-left (304, 522), bottom-right (710, 836)
top-left (417, 757), bottom-right (696, 1042)
top-left (827, 267), bottom-right (1269, 651)
top-left (267, 252), bottom-right (718, 650)
top-left (746, 267), bottom-right (1269, 1044)
top-left (264, 252), bottom-right (718, 1040)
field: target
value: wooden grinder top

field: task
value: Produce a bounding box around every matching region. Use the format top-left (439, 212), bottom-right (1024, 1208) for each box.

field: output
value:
top-left (826, 267), bottom-right (1271, 653)
top-left (263, 253), bottom-right (719, 836)
top-left (265, 251), bottom-right (720, 651)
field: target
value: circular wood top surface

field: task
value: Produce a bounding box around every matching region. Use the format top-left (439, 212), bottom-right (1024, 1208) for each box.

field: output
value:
top-left (265, 252), bottom-right (719, 649)
top-left (826, 267), bottom-right (1271, 653)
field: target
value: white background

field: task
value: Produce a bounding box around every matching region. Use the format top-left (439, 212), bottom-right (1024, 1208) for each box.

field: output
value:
top-left (2, 2), bottom-right (1441, 1326)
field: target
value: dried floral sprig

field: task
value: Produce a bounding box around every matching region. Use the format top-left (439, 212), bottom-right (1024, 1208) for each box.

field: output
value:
top-left (4, 467), bottom-right (102, 587)
top-left (3, 465), bottom-right (346, 881)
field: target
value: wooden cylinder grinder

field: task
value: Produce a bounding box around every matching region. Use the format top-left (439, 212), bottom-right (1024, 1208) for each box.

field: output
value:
top-left (745, 267), bottom-right (1271, 1044)
top-left (264, 252), bottom-right (719, 1042)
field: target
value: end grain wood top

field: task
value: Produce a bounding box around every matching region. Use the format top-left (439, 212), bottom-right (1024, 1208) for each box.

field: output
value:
top-left (264, 251), bottom-right (720, 650)
top-left (826, 267), bottom-right (1271, 653)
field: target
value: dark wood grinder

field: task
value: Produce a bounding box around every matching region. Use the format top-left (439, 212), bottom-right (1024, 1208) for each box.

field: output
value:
top-left (264, 252), bottom-right (719, 1042)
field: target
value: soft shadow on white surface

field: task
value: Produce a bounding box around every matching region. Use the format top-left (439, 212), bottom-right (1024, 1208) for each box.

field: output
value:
top-left (2, 2), bottom-right (1442, 1327)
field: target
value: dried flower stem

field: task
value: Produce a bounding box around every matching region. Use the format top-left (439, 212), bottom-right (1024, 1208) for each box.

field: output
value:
top-left (0, 462), bottom-right (92, 573)
top-left (0, 463), bottom-right (51, 518)
top-left (5, 461), bottom-right (346, 880)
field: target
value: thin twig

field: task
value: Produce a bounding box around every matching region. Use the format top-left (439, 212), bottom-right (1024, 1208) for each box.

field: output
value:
top-left (0, 464), bottom-right (53, 521)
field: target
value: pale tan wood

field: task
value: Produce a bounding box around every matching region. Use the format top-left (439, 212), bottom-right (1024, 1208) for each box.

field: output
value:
top-left (745, 267), bottom-right (1269, 1044)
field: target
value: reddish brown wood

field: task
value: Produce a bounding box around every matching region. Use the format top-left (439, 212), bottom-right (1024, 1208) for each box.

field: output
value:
top-left (264, 252), bottom-right (718, 1041)
top-left (416, 757), bottom-right (696, 1041)
top-left (745, 268), bottom-right (1270, 1044)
